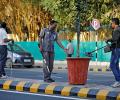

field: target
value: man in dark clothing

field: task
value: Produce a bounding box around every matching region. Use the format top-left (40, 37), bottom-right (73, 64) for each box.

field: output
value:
top-left (39, 20), bottom-right (66, 83)
top-left (107, 18), bottom-right (120, 87)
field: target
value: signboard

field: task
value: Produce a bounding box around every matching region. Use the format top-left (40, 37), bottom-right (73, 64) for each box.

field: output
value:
top-left (91, 19), bottom-right (100, 30)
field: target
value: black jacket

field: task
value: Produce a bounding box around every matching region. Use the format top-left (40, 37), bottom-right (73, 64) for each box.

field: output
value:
top-left (107, 26), bottom-right (120, 48)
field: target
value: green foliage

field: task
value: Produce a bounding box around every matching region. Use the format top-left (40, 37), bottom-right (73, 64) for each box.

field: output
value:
top-left (26, 0), bottom-right (120, 31)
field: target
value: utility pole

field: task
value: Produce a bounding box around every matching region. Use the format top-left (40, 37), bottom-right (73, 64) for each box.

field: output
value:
top-left (75, 0), bottom-right (80, 57)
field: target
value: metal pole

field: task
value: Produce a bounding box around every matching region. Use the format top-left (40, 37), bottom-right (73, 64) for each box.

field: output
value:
top-left (76, 11), bottom-right (80, 57)
top-left (95, 31), bottom-right (98, 64)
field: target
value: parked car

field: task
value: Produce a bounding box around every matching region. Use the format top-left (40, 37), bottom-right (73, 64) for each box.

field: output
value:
top-left (6, 43), bottom-right (34, 68)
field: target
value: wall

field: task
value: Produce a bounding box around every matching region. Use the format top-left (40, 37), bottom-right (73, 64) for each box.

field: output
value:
top-left (16, 41), bottom-right (111, 62)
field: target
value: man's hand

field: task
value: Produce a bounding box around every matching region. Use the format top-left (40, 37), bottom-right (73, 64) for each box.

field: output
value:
top-left (10, 39), bottom-right (14, 44)
top-left (64, 48), bottom-right (68, 53)
top-left (38, 43), bottom-right (43, 51)
top-left (4, 38), bottom-right (14, 43)
top-left (40, 46), bottom-right (43, 51)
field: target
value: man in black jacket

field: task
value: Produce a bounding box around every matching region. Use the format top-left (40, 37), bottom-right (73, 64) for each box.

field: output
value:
top-left (107, 18), bottom-right (120, 88)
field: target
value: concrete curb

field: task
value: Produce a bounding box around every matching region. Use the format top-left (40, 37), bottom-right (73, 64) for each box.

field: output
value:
top-left (89, 68), bottom-right (111, 72)
top-left (35, 60), bottom-right (112, 72)
top-left (53, 67), bottom-right (111, 72)
top-left (0, 80), bottom-right (120, 100)
top-left (35, 65), bottom-right (112, 72)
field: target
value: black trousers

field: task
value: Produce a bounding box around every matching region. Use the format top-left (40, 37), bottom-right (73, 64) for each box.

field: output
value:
top-left (67, 54), bottom-right (72, 57)
top-left (0, 45), bottom-right (7, 77)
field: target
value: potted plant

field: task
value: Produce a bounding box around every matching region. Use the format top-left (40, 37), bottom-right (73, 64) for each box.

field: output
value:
top-left (67, 0), bottom-right (90, 85)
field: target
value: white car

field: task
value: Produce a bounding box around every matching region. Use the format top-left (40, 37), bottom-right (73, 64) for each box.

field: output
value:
top-left (6, 43), bottom-right (34, 68)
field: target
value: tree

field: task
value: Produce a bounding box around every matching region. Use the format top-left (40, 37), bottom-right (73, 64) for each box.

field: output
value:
top-left (0, 0), bottom-right (52, 41)
top-left (0, 0), bottom-right (120, 41)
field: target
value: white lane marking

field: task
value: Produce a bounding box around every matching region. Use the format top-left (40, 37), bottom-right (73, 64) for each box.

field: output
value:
top-left (0, 90), bottom-right (89, 100)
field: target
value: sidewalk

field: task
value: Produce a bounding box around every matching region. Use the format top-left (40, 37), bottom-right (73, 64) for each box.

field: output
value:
top-left (0, 77), bottom-right (120, 100)
top-left (34, 60), bottom-right (111, 72)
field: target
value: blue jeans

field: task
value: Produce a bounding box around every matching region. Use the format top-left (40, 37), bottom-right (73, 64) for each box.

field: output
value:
top-left (110, 48), bottom-right (120, 82)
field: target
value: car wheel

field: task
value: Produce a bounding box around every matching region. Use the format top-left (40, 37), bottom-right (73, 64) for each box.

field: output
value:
top-left (6, 58), bottom-right (13, 68)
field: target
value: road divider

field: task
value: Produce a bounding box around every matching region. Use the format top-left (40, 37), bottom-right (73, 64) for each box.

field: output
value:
top-left (0, 80), bottom-right (119, 100)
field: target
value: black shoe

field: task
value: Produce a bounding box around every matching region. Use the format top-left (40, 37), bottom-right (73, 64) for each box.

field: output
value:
top-left (49, 78), bottom-right (55, 82)
top-left (44, 78), bottom-right (55, 83)
top-left (44, 79), bottom-right (53, 83)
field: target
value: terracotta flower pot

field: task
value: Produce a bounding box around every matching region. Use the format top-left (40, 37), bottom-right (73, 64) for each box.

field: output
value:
top-left (67, 57), bottom-right (91, 85)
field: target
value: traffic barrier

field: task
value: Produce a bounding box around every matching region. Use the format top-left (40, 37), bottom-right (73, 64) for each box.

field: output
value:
top-left (0, 80), bottom-right (119, 100)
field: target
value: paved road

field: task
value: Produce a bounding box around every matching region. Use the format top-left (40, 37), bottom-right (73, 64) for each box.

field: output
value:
top-left (0, 89), bottom-right (91, 100)
top-left (5, 68), bottom-right (115, 86)
top-left (3, 68), bottom-right (120, 90)
top-left (5, 68), bottom-right (120, 92)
